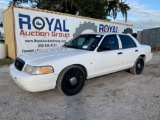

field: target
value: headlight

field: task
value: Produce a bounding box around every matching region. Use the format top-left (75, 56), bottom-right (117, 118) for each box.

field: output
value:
top-left (24, 64), bottom-right (54, 75)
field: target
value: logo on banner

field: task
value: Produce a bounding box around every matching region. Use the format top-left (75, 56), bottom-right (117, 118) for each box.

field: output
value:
top-left (99, 24), bottom-right (118, 33)
top-left (32, 17), bottom-right (45, 30)
top-left (18, 13), bottom-right (70, 38)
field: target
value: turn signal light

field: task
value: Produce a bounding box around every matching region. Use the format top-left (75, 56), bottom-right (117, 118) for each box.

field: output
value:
top-left (40, 67), bottom-right (53, 74)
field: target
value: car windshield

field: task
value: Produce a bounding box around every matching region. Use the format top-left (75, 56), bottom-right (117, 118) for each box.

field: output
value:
top-left (63, 34), bottom-right (103, 51)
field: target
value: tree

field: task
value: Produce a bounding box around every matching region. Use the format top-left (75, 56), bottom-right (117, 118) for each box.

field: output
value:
top-left (132, 33), bottom-right (137, 38)
top-left (76, 0), bottom-right (131, 21)
top-left (0, 22), bottom-right (3, 28)
top-left (77, 0), bottom-right (107, 19)
top-left (9, 0), bottom-right (28, 6)
top-left (117, 1), bottom-right (130, 22)
top-left (11, 0), bottom-right (130, 22)
top-left (30, 0), bottom-right (78, 14)
top-left (106, 0), bottom-right (130, 22)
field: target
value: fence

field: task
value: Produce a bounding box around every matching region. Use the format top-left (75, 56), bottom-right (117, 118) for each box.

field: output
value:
top-left (137, 27), bottom-right (160, 48)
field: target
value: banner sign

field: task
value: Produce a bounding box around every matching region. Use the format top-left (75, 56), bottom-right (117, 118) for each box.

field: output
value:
top-left (14, 8), bottom-right (132, 56)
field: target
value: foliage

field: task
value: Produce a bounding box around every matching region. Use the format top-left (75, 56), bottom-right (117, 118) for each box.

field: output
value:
top-left (76, 0), bottom-right (106, 19)
top-left (0, 22), bottom-right (3, 28)
top-left (32, 0), bottom-right (78, 14)
top-left (0, 40), bottom-right (4, 44)
top-left (119, 1), bottom-right (130, 22)
top-left (11, 0), bottom-right (130, 22)
top-left (0, 58), bottom-right (14, 67)
top-left (10, 0), bottom-right (28, 5)
top-left (132, 33), bottom-right (137, 38)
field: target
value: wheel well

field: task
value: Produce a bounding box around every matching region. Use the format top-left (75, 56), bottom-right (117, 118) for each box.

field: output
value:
top-left (59, 64), bottom-right (88, 79)
top-left (140, 54), bottom-right (146, 60)
top-left (73, 64), bottom-right (87, 79)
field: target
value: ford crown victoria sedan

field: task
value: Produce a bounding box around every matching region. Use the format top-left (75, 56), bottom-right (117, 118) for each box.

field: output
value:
top-left (10, 33), bottom-right (153, 96)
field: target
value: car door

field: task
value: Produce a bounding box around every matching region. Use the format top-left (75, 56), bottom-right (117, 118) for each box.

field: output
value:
top-left (118, 34), bottom-right (139, 65)
top-left (94, 34), bottom-right (123, 76)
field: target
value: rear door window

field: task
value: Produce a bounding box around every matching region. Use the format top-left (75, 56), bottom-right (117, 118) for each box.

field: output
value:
top-left (119, 35), bottom-right (137, 49)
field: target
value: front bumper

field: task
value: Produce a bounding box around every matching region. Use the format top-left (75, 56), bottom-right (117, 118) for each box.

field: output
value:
top-left (10, 64), bottom-right (58, 92)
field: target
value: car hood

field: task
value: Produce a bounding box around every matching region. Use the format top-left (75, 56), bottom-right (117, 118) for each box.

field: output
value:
top-left (19, 47), bottom-right (91, 64)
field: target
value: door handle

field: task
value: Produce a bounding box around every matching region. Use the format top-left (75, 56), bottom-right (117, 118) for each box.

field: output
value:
top-left (118, 52), bottom-right (123, 55)
top-left (135, 50), bottom-right (138, 52)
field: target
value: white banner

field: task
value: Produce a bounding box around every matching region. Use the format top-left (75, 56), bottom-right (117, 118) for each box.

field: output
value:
top-left (14, 8), bottom-right (132, 56)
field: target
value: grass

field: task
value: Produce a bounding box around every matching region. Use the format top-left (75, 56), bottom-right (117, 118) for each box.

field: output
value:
top-left (0, 58), bottom-right (14, 67)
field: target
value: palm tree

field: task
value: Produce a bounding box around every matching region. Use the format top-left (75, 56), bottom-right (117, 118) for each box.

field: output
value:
top-left (107, 0), bottom-right (130, 22)
top-left (119, 2), bottom-right (130, 22)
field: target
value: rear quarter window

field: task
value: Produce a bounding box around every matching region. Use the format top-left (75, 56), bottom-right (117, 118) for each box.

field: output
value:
top-left (119, 35), bottom-right (137, 49)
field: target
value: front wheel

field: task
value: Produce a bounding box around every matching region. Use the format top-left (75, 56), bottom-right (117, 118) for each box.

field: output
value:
top-left (130, 57), bottom-right (144, 74)
top-left (57, 66), bottom-right (85, 96)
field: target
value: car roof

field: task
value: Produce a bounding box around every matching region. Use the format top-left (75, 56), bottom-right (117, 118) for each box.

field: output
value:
top-left (81, 32), bottom-right (129, 36)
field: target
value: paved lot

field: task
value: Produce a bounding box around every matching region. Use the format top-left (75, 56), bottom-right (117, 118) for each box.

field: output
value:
top-left (0, 52), bottom-right (160, 120)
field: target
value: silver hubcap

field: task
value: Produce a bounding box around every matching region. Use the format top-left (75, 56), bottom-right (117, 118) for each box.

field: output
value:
top-left (69, 77), bottom-right (78, 86)
top-left (137, 63), bottom-right (141, 68)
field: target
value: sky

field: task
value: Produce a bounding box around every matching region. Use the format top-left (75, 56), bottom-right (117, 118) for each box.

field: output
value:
top-left (115, 0), bottom-right (160, 32)
top-left (0, 0), bottom-right (160, 33)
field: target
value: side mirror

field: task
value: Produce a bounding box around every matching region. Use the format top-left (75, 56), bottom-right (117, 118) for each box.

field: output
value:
top-left (97, 46), bottom-right (110, 52)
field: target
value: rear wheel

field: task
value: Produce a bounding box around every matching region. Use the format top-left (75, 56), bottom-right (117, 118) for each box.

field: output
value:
top-left (130, 57), bottom-right (144, 74)
top-left (57, 66), bottom-right (85, 96)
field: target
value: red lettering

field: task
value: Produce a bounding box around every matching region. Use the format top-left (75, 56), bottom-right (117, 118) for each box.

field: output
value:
top-left (20, 30), bottom-right (25, 35)
top-left (31, 31), bottom-right (35, 36)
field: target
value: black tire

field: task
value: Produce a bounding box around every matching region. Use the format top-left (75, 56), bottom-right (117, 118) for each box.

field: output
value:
top-left (57, 66), bottom-right (85, 96)
top-left (130, 57), bottom-right (144, 74)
